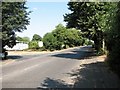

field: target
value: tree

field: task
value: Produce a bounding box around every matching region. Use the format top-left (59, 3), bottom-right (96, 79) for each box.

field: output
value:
top-left (22, 37), bottom-right (30, 43)
top-left (16, 36), bottom-right (30, 43)
top-left (52, 24), bottom-right (67, 49)
top-left (16, 36), bottom-right (23, 42)
top-left (52, 24), bottom-right (83, 49)
top-left (1, 2), bottom-right (30, 49)
top-left (43, 33), bottom-right (57, 51)
top-left (64, 2), bottom-right (113, 52)
top-left (67, 28), bottom-right (83, 47)
top-left (43, 24), bottom-right (84, 50)
top-left (32, 34), bottom-right (42, 41)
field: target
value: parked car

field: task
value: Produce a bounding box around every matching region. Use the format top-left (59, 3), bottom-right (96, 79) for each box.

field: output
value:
top-left (0, 48), bottom-right (8, 60)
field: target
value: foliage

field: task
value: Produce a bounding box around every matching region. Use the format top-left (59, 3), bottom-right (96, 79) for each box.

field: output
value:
top-left (21, 37), bottom-right (30, 43)
top-left (106, 2), bottom-right (120, 76)
top-left (16, 36), bottom-right (30, 43)
top-left (16, 36), bottom-right (23, 42)
top-left (52, 24), bottom-right (84, 49)
top-left (83, 38), bottom-right (94, 46)
top-left (64, 2), bottom-right (114, 52)
top-left (32, 34), bottom-right (42, 41)
top-left (52, 24), bottom-right (66, 49)
top-left (28, 41), bottom-right (39, 50)
top-left (43, 33), bottom-right (57, 51)
top-left (1, 2), bottom-right (30, 48)
top-left (64, 28), bottom-right (83, 47)
top-left (43, 24), bottom-right (84, 51)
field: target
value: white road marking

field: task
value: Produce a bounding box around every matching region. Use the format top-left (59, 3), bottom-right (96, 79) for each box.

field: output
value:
top-left (24, 64), bottom-right (39, 71)
top-left (2, 64), bottom-right (40, 79)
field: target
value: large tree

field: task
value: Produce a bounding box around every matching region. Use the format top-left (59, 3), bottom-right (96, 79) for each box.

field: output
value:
top-left (1, 2), bottom-right (30, 49)
top-left (64, 2), bottom-right (113, 52)
top-left (52, 24), bottom-right (67, 49)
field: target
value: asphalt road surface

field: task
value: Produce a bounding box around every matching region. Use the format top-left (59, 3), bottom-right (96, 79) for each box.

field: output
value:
top-left (1, 46), bottom-right (88, 88)
top-left (1, 46), bottom-right (120, 89)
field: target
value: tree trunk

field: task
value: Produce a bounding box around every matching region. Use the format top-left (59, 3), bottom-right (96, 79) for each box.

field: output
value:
top-left (94, 37), bottom-right (103, 52)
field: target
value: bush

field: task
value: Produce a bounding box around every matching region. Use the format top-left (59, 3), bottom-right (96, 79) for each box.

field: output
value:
top-left (39, 46), bottom-right (47, 51)
top-left (28, 41), bottom-right (39, 50)
top-left (43, 33), bottom-right (57, 51)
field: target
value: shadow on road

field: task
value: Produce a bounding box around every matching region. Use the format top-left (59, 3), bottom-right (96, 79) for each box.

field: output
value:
top-left (52, 46), bottom-right (96, 60)
top-left (39, 77), bottom-right (71, 88)
top-left (6, 55), bottom-right (23, 60)
top-left (39, 62), bottom-right (120, 88)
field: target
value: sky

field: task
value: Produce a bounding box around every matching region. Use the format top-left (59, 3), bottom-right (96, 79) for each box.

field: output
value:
top-left (16, 2), bottom-right (70, 40)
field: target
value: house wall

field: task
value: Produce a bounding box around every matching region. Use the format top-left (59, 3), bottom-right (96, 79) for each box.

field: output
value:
top-left (5, 43), bottom-right (28, 50)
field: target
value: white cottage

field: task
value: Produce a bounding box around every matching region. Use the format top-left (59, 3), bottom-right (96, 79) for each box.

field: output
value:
top-left (5, 41), bottom-right (28, 51)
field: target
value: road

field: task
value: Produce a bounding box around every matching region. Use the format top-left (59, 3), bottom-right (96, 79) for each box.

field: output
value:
top-left (2, 46), bottom-right (88, 88)
top-left (1, 46), bottom-right (120, 89)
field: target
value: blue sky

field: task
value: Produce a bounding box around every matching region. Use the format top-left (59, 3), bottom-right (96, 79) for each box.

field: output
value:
top-left (16, 2), bottom-right (70, 39)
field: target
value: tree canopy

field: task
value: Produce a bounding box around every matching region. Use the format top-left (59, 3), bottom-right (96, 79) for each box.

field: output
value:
top-left (64, 2), bottom-right (115, 52)
top-left (32, 34), bottom-right (42, 41)
top-left (16, 36), bottom-right (30, 43)
top-left (1, 2), bottom-right (30, 48)
top-left (43, 24), bottom-right (85, 51)
top-left (43, 33), bottom-right (57, 51)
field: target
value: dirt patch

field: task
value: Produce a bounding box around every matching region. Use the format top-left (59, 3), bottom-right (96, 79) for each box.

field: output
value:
top-left (7, 46), bottom-right (81, 56)
top-left (8, 51), bottom-right (50, 55)
top-left (96, 55), bottom-right (107, 62)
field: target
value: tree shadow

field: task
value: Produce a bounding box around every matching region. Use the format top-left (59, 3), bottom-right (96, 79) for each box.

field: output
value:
top-left (38, 77), bottom-right (72, 89)
top-left (39, 62), bottom-right (120, 89)
top-left (52, 46), bottom-right (97, 60)
top-left (6, 55), bottom-right (23, 60)
top-left (70, 62), bottom-right (120, 88)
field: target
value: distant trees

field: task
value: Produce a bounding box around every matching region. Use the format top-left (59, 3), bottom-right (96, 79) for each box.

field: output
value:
top-left (43, 24), bottom-right (87, 51)
top-left (32, 34), bottom-right (42, 41)
top-left (16, 36), bottom-right (23, 42)
top-left (28, 34), bottom-right (42, 50)
top-left (16, 36), bottom-right (30, 43)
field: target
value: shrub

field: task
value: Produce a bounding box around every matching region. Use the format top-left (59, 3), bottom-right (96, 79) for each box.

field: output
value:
top-left (43, 33), bottom-right (57, 51)
top-left (28, 41), bottom-right (39, 50)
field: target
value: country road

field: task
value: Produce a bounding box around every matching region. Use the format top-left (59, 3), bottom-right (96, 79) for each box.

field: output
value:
top-left (1, 46), bottom-right (120, 89)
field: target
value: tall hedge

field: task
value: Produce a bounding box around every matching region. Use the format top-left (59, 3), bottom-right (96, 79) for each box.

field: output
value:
top-left (107, 2), bottom-right (120, 76)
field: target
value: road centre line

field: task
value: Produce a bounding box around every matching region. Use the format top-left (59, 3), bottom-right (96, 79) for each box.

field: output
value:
top-left (23, 64), bottom-right (39, 71)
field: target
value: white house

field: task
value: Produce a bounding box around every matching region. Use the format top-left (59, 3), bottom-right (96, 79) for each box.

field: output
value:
top-left (5, 41), bottom-right (28, 51)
